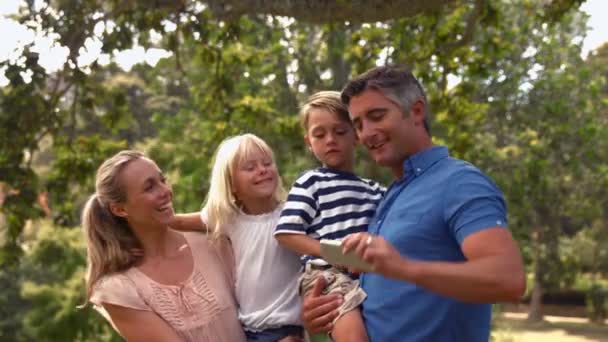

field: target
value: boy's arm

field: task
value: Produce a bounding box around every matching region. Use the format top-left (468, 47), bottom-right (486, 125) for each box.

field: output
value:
top-left (170, 212), bottom-right (208, 232)
top-left (275, 233), bottom-right (321, 257)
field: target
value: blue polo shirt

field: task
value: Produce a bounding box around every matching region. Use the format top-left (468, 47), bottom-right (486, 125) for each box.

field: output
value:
top-left (360, 146), bottom-right (507, 341)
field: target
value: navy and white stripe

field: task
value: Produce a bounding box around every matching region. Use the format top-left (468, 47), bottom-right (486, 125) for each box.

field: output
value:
top-left (275, 168), bottom-right (385, 264)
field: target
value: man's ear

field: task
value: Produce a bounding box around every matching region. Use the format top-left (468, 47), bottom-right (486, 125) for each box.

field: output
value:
top-left (109, 202), bottom-right (128, 218)
top-left (410, 100), bottom-right (426, 125)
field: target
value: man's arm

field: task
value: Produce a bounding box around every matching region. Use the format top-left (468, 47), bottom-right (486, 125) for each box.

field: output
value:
top-left (343, 228), bottom-right (526, 303)
top-left (275, 233), bottom-right (321, 257)
top-left (103, 303), bottom-right (182, 341)
top-left (300, 276), bottom-right (342, 334)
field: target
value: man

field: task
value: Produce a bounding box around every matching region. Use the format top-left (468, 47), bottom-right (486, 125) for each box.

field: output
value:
top-left (302, 65), bottom-right (525, 341)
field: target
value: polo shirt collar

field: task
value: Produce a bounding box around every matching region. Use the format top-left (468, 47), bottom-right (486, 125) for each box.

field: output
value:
top-left (402, 145), bottom-right (449, 178)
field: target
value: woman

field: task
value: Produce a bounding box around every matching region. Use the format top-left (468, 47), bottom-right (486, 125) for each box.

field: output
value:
top-left (82, 150), bottom-right (245, 341)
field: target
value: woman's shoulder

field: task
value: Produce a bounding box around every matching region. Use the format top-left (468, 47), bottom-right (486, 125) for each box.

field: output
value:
top-left (181, 232), bottom-right (232, 261)
top-left (91, 269), bottom-right (150, 311)
top-left (181, 231), bottom-right (222, 248)
top-left (95, 269), bottom-right (138, 290)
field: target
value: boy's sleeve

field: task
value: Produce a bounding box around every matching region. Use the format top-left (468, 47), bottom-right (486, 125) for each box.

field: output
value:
top-left (374, 180), bottom-right (387, 197)
top-left (274, 175), bottom-right (318, 236)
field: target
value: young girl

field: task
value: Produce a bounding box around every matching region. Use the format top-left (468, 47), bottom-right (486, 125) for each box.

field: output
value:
top-left (171, 133), bottom-right (304, 342)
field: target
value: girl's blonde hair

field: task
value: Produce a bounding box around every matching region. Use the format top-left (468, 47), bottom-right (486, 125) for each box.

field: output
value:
top-left (203, 133), bottom-right (286, 238)
top-left (81, 150), bottom-right (145, 304)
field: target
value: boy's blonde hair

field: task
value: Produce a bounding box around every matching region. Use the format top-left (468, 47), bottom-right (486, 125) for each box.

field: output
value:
top-left (203, 133), bottom-right (286, 238)
top-left (299, 91), bottom-right (352, 130)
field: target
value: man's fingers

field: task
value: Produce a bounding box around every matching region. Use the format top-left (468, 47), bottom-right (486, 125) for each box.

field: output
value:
top-left (310, 275), bottom-right (327, 298)
top-left (318, 322), bottom-right (335, 335)
top-left (305, 303), bottom-right (339, 333)
top-left (341, 233), bottom-right (361, 253)
top-left (303, 293), bottom-right (340, 312)
top-left (363, 247), bottom-right (378, 264)
top-left (302, 293), bottom-right (341, 333)
top-left (354, 236), bottom-right (370, 258)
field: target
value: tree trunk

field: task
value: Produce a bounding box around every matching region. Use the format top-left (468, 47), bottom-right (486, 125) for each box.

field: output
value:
top-left (528, 227), bottom-right (544, 321)
top-left (327, 24), bottom-right (351, 91)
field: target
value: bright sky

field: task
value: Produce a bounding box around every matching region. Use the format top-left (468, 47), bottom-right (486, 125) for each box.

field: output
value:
top-left (0, 0), bottom-right (607, 87)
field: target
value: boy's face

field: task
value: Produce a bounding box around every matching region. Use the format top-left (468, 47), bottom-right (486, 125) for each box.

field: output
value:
top-left (305, 108), bottom-right (357, 172)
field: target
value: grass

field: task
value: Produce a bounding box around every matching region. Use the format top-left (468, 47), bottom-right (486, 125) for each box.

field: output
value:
top-left (304, 312), bottom-right (608, 341)
top-left (492, 313), bottom-right (608, 342)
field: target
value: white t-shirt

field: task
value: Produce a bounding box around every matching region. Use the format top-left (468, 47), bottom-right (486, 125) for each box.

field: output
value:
top-left (201, 205), bottom-right (302, 331)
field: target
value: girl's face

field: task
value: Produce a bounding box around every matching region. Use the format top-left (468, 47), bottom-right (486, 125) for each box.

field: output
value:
top-left (231, 148), bottom-right (278, 207)
top-left (110, 158), bottom-right (174, 229)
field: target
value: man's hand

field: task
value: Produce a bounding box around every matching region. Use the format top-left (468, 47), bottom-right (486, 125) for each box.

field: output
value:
top-left (301, 275), bottom-right (342, 334)
top-left (342, 233), bottom-right (410, 280)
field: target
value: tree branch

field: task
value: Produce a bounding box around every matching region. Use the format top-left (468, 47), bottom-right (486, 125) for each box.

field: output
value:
top-left (206, 0), bottom-right (456, 23)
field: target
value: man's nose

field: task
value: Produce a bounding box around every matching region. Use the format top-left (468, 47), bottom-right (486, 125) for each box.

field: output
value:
top-left (357, 122), bottom-right (374, 143)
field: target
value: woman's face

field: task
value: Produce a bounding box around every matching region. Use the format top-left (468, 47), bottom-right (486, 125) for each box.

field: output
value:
top-left (231, 148), bottom-right (278, 207)
top-left (111, 157), bottom-right (174, 229)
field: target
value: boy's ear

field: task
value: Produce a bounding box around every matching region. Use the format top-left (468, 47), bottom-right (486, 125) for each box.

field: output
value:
top-left (109, 202), bottom-right (128, 218)
top-left (304, 134), bottom-right (312, 151)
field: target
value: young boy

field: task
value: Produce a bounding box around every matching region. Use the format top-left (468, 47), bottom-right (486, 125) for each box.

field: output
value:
top-left (275, 91), bottom-right (384, 342)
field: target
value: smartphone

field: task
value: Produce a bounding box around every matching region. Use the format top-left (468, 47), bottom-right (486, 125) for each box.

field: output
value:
top-left (320, 239), bottom-right (374, 273)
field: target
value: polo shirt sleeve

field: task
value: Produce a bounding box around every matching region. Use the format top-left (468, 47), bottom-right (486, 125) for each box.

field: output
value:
top-left (443, 167), bottom-right (507, 245)
top-left (274, 173), bottom-right (319, 236)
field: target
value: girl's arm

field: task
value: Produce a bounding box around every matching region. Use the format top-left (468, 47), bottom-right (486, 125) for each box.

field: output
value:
top-left (275, 233), bottom-right (321, 257)
top-left (103, 303), bottom-right (182, 342)
top-left (170, 213), bottom-right (208, 232)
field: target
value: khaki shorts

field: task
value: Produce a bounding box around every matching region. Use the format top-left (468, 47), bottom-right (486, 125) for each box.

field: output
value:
top-left (299, 263), bottom-right (366, 324)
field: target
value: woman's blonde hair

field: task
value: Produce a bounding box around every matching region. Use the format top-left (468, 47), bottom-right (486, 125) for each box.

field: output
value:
top-left (81, 150), bottom-right (145, 304)
top-left (203, 133), bottom-right (286, 238)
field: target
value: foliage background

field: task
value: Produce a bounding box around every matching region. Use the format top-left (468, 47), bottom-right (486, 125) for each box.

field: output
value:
top-left (0, 0), bottom-right (607, 340)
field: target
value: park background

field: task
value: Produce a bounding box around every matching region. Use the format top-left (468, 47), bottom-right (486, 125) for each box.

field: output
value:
top-left (1, 0), bottom-right (607, 341)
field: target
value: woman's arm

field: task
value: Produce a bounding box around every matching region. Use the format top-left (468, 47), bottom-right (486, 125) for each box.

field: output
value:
top-left (103, 303), bottom-right (183, 342)
top-left (275, 233), bottom-right (321, 257)
top-left (170, 213), bottom-right (208, 232)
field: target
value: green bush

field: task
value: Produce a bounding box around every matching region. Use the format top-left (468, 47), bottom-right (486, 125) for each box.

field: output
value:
top-left (586, 283), bottom-right (607, 323)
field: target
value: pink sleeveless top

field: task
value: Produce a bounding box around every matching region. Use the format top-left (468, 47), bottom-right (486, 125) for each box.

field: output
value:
top-left (91, 232), bottom-right (246, 342)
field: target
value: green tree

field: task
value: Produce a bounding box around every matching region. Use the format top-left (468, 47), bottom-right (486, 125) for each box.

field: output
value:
top-left (1, 0), bottom-right (604, 337)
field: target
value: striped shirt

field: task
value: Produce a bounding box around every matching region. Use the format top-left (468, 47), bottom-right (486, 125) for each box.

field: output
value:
top-left (275, 168), bottom-right (385, 265)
